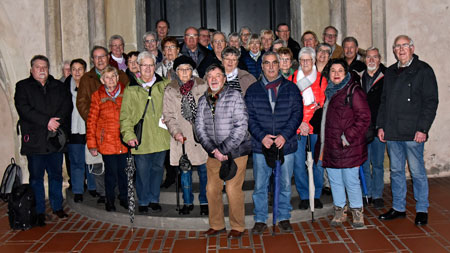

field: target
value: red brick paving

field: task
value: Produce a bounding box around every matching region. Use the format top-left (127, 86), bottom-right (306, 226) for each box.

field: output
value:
top-left (0, 177), bottom-right (449, 252)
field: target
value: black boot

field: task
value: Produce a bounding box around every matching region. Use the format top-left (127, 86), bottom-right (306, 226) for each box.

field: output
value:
top-left (179, 204), bottom-right (194, 215)
top-left (200, 204), bottom-right (209, 215)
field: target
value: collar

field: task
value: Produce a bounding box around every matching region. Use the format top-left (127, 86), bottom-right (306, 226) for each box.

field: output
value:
top-left (397, 57), bottom-right (414, 68)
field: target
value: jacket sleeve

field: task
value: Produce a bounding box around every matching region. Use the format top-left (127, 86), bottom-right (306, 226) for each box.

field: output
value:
top-left (343, 87), bottom-right (371, 144)
top-left (119, 86), bottom-right (138, 143)
top-left (195, 97), bottom-right (217, 154)
top-left (86, 92), bottom-right (100, 150)
top-left (217, 93), bottom-right (249, 155)
top-left (376, 75), bottom-right (387, 129)
top-left (417, 65), bottom-right (439, 133)
top-left (245, 89), bottom-right (268, 143)
top-left (162, 86), bottom-right (182, 137)
top-left (55, 83), bottom-right (74, 134)
top-left (279, 85), bottom-right (303, 141)
top-left (76, 76), bottom-right (91, 121)
top-left (14, 82), bottom-right (50, 127)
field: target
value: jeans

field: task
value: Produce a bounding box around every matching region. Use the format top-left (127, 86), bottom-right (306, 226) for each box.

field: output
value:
top-left (253, 152), bottom-right (294, 223)
top-left (27, 152), bottom-right (64, 214)
top-left (293, 134), bottom-right (323, 200)
top-left (362, 137), bottom-right (386, 199)
top-left (102, 154), bottom-right (128, 203)
top-left (68, 144), bottom-right (96, 194)
top-left (134, 151), bottom-right (166, 206)
top-left (180, 164), bottom-right (208, 205)
top-left (327, 167), bottom-right (363, 209)
top-left (387, 141), bottom-right (429, 213)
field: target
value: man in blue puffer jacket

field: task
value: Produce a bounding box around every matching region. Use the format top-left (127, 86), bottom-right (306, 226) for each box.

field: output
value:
top-left (245, 51), bottom-right (303, 234)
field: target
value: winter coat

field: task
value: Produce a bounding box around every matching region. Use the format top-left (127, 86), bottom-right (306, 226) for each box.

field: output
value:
top-left (236, 69), bottom-right (257, 95)
top-left (14, 75), bottom-right (72, 155)
top-left (77, 67), bottom-right (129, 121)
top-left (180, 43), bottom-right (215, 78)
top-left (319, 76), bottom-right (371, 168)
top-left (120, 74), bottom-right (171, 154)
top-left (287, 37), bottom-right (301, 60)
top-left (195, 86), bottom-right (251, 159)
top-left (331, 44), bottom-right (344, 59)
top-left (163, 77), bottom-right (208, 166)
top-left (288, 70), bottom-right (327, 134)
top-left (109, 52), bottom-right (128, 71)
top-left (244, 76), bottom-right (303, 155)
top-left (242, 51), bottom-right (265, 79)
top-left (377, 54), bottom-right (439, 141)
top-left (86, 83), bottom-right (128, 155)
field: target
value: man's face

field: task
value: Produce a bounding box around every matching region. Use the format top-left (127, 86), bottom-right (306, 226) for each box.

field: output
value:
top-left (110, 39), bottom-right (124, 58)
top-left (261, 34), bottom-right (273, 51)
top-left (144, 34), bottom-right (157, 52)
top-left (62, 63), bottom-right (71, 78)
top-left (207, 68), bottom-right (226, 92)
top-left (198, 30), bottom-right (210, 47)
top-left (323, 28), bottom-right (337, 45)
top-left (139, 57), bottom-right (156, 81)
top-left (156, 21), bottom-right (168, 39)
top-left (303, 34), bottom-right (317, 48)
top-left (163, 41), bottom-right (180, 61)
top-left (228, 36), bottom-right (240, 49)
top-left (71, 62), bottom-right (85, 82)
top-left (276, 25), bottom-right (290, 41)
top-left (92, 48), bottom-right (108, 71)
top-left (240, 28), bottom-right (251, 46)
top-left (365, 49), bottom-right (381, 72)
top-left (223, 54), bottom-right (239, 73)
top-left (31, 59), bottom-right (49, 84)
top-left (184, 28), bottom-right (199, 50)
top-left (262, 54), bottom-right (280, 81)
top-left (393, 37), bottom-right (414, 65)
top-left (343, 41), bottom-right (357, 61)
top-left (212, 34), bottom-right (226, 56)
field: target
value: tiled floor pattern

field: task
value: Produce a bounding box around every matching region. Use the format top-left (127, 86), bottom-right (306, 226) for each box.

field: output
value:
top-left (0, 177), bottom-right (449, 252)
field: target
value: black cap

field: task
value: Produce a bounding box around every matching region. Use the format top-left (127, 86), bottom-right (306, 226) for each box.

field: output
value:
top-left (173, 55), bottom-right (196, 71)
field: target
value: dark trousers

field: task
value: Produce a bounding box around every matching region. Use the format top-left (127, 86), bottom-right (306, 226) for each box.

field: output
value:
top-left (102, 154), bottom-right (128, 203)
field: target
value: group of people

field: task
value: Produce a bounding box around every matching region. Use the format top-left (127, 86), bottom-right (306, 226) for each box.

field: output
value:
top-left (14, 19), bottom-right (438, 237)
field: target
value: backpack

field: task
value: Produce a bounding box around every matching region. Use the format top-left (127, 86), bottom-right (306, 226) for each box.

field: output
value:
top-left (0, 158), bottom-right (23, 202)
top-left (8, 184), bottom-right (37, 230)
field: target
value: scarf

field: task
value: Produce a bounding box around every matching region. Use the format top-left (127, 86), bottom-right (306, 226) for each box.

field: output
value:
top-left (179, 79), bottom-right (197, 123)
top-left (249, 51), bottom-right (261, 62)
top-left (325, 72), bottom-right (351, 100)
top-left (226, 68), bottom-right (241, 92)
top-left (226, 68), bottom-right (239, 81)
top-left (206, 86), bottom-right (225, 116)
top-left (296, 65), bottom-right (317, 106)
top-left (262, 74), bottom-right (283, 102)
top-left (105, 83), bottom-right (121, 101)
top-left (141, 75), bottom-right (156, 89)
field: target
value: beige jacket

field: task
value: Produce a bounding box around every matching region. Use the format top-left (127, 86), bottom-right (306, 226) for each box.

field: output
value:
top-left (237, 69), bottom-right (257, 95)
top-left (163, 77), bottom-right (208, 166)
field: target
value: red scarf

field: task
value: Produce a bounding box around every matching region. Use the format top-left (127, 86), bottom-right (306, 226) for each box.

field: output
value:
top-left (180, 80), bottom-right (194, 95)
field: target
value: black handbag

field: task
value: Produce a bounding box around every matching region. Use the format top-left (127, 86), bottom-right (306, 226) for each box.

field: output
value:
top-left (134, 87), bottom-right (152, 150)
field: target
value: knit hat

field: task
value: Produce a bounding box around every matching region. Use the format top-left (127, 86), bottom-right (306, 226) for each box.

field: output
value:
top-left (173, 55), bottom-right (196, 72)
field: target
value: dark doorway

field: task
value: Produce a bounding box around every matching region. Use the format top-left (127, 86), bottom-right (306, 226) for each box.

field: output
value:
top-left (145, 0), bottom-right (290, 37)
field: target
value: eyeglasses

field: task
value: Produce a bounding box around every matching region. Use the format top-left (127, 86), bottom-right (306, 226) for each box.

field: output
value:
top-left (323, 33), bottom-right (337, 38)
top-left (263, 61), bottom-right (279, 66)
top-left (223, 57), bottom-right (238, 62)
top-left (277, 30), bottom-right (289, 33)
top-left (280, 57), bottom-right (291, 62)
top-left (93, 55), bottom-right (107, 60)
top-left (128, 60), bottom-right (138, 65)
top-left (177, 67), bottom-right (192, 72)
top-left (300, 59), bottom-right (312, 64)
top-left (145, 39), bottom-right (156, 44)
top-left (185, 34), bottom-right (199, 38)
top-left (164, 45), bottom-right (177, 50)
top-left (241, 33), bottom-right (251, 36)
top-left (317, 49), bottom-right (331, 54)
top-left (110, 44), bottom-right (123, 48)
top-left (140, 64), bottom-right (155, 68)
top-left (393, 43), bottom-right (411, 50)
top-left (213, 40), bottom-right (225, 44)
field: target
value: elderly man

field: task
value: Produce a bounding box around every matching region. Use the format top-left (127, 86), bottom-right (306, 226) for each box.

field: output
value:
top-left (377, 35), bottom-right (438, 225)
top-left (181, 26), bottom-right (215, 78)
top-left (15, 55), bottom-right (73, 226)
top-left (196, 64), bottom-right (251, 238)
top-left (276, 23), bottom-right (301, 61)
top-left (322, 26), bottom-right (344, 59)
top-left (360, 47), bottom-right (387, 209)
top-left (108, 34), bottom-right (128, 71)
top-left (211, 31), bottom-right (227, 63)
top-left (222, 46), bottom-right (256, 95)
top-left (198, 27), bottom-right (212, 50)
top-left (342, 36), bottom-right (366, 74)
top-left (245, 51), bottom-right (302, 234)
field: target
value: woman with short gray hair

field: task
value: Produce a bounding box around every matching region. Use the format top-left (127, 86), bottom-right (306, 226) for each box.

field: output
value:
top-left (143, 31), bottom-right (163, 63)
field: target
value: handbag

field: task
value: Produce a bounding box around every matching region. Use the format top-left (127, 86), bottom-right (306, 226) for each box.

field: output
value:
top-left (134, 87), bottom-right (152, 150)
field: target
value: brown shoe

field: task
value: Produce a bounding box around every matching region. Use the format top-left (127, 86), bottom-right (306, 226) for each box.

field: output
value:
top-left (252, 222), bottom-right (267, 235)
top-left (228, 229), bottom-right (243, 238)
top-left (203, 228), bottom-right (226, 237)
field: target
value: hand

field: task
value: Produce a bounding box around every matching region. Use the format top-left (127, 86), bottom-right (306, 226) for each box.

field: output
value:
top-left (342, 140), bottom-right (349, 147)
top-left (299, 122), bottom-right (310, 136)
top-left (89, 149), bottom-right (98, 156)
top-left (414, 131), bottom-right (427, 143)
top-left (274, 135), bottom-right (286, 149)
top-left (377, 128), bottom-right (386, 143)
top-left (212, 149), bottom-right (228, 162)
top-left (47, 117), bottom-right (60, 131)
top-left (174, 133), bottom-right (185, 143)
top-left (262, 134), bottom-right (276, 149)
top-left (127, 139), bottom-right (139, 147)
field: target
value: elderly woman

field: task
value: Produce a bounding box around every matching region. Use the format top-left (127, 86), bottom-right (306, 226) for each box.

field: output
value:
top-left (242, 34), bottom-right (264, 79)
top-left (86, 66), bottom-right (128, 212)
top-left (272, 39), bottom-right (287, 52)
top-left (260, 29), bottom-right (275, 52)
top-left (277, 47), bottom-right (294, 78)
top-left (162, 55), bottom-right (209, 215)
top-left (125, 51), bottom-right (140, 86)
top-left (301, 31), bottom-right (319, 48)
top-left (196, 64), bottom-right (251, 238)
top-left (143, 31), bottom-right (163, 64)
top-left (108, 35), bottom-right (128, 71)
top-left (222, 46), bottom-right (256, 95)
top-left (120, 51), bottom-right (171, 214)
top-left (288, 47), bottom-right (327, 210)
top-left (316, 43), bottom-right (332, 73)
top-left (316, 58), bottom-right (370, 228)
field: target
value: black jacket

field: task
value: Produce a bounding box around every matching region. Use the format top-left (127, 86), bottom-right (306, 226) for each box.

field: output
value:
top-left (14, 75), bottom-right (73, 155)
top-left (362, 64), bottom-right (386, 135)
top-left (180, 43), bottom-right (215, 78)
top-left (377, 55), bottom-right (439, 141)
top-left (287, 37), bottom-right (301, 60)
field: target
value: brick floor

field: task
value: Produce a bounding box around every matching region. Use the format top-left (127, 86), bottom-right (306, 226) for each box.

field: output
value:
top-left (0, 177), bottom-right (449, 252)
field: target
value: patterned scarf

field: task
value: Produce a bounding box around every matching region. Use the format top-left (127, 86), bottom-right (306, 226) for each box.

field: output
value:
top-left (325, 72), bottom-right (351, 100)
top-left (263, 74), bottom-right (283, 102)
top-left (105, 83), bottom-right (121, 101)
top-left (180, 79), bottom-right (197, 123)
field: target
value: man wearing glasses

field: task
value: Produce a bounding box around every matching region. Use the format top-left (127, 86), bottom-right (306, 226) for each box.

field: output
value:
top-left (108, 35), bottom-right (128, 71)
top-left (245, 51), bottom-right (302, 234)
top-left (180, 26), bottom-right (214, 78)
top-left (275, 23), bottom-right (301, 60)
top-left (322, 26), bottom-right (344, 59)
top-left (377, 35), bottom-right (439, 226)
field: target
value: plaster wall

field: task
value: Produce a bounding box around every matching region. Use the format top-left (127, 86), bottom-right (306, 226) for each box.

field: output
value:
top-left (298, 0), bottom-right (330, 45)
top-left (345, 0), bottom-right (372, 50)
top-left (105, 0), bottom-right (138, 53)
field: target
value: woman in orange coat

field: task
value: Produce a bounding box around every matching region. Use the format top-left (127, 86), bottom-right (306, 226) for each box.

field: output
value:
top-left (288, 46), bottom-right (327, 210)
top-left (87, 66), bottom-right (128, 212)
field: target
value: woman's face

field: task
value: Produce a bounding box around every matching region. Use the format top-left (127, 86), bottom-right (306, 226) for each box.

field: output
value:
top-left (300, 54), bottom-right (313, 75)
top-left (163, 42), bottom-right (179, 61)
top-left (139, 57), bottom-right (156, 82)
top-left (316, 46), bottom-right (331, 64)
top-left (71, 62), bottom-right (85, 83)
top-left (176, 64), bottom-right (193, 84)
top-left (144, 34), bottom-right (157, 52)
top-left (127, 55), bottom-right (139, 74)
top-left (222, 54), bottom-right (239, 73)
top-left (279, 53), bottom-right (292, 73)
top-left (101, 71), bottom-right (118, 90)
top-left (329, 63), bottom-right (346, 84)
top-left (249, 40), bottom-right (261, 54)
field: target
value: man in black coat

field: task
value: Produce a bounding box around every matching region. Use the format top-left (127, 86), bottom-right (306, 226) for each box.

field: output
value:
top-left (14, 55), bottom-right (73, 226)
top-left (377, 35), bottom-right (439, 226)
top-left (275, 23), bottom-right (301, 60)
top-left (180, 26), bottom-right (215, 78)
